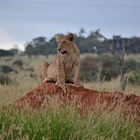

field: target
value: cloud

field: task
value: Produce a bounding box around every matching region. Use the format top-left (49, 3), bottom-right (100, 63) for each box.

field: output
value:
top-left (0, 28), bottom-right (25, 51)
top-left (0, 42), bottom-right (25, 51)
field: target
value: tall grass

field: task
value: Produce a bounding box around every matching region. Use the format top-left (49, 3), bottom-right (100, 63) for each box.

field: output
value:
top-left (0, 55), bottom-right (140, 139)
top-left (84, 80), bottom-right (140, 96)
top-left (0, 105), bottom-right (139, 140)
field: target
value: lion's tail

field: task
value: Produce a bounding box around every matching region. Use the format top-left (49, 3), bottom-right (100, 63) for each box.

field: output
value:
top-left (40, 62), bottom-right (49, 81)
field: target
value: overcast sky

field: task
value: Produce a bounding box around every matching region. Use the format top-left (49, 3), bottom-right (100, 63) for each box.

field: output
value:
top-left (0, 0), bottom-right (140, 50)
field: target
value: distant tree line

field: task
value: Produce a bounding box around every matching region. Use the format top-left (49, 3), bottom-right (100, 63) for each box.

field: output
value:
top-left (23, 29), bottom-right (106, 56)
top-left (1, 28), bottom-right (140, 57)
top-left (24, 37), bottom-right (57, 56)
top-left (0, 49), bottom-right (16, 57)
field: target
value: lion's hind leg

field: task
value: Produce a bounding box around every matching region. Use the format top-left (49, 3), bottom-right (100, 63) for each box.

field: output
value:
top-left (40, 62), bottom-right (49, 81)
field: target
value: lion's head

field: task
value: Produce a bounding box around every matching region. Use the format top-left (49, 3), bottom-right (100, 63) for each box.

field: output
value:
top-left (55, 33), bottom-right (75, 55)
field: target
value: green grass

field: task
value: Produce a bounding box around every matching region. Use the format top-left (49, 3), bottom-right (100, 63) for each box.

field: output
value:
top-left (0, 105), bottom-right (140, 140)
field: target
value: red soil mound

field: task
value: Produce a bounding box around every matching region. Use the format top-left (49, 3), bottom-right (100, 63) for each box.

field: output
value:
top-left (14, 82), bottom-right (140, 121)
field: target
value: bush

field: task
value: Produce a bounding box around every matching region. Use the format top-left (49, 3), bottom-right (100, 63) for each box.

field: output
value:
top-left (128, 70), bottom-right (140, 85)
top-left (80, 55), bottom-right (120, 82)
top-left (0, 65), bottom-right (17, 74)
top-left (81, 55), bottom-right (140, 82)
top-left (125, 59), bottom-right (140, 72)
top-left (80, 56), bottom-right (100, 82)
top-left (0, 74), bottom-right (12, 85)
top-left (13, 60), bottom-right (23, 68)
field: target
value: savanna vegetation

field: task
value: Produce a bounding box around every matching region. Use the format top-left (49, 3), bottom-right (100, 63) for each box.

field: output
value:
top-left (0, 28), bottom-right (140, 139)
top-left (0, 54), bottom-right (140, 140)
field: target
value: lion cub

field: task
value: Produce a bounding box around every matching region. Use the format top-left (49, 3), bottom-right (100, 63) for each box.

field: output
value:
top-left (41, 33), bottom-right (82, 93)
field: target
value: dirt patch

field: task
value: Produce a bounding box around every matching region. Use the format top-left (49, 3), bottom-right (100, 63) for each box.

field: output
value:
top-left (14, 82), bottom-right (140, 122)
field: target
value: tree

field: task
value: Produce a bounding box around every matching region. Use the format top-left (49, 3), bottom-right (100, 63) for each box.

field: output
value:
top-left (24, 37), bottom-right (51, 56)
top-left (79, 28), bottom-right (86, 37)
top-left (10, 44), bottom-right (20, 55)
top-left (0, 49), bottom-right (14, 57)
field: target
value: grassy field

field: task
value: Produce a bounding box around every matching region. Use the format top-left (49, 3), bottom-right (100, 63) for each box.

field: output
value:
top-left (0, 104), bottom-right (140, 140)
top-left (0, 54), bottom-right (140, 140)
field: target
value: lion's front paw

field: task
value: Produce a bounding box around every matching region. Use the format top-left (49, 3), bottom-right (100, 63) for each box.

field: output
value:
top-left (55, 82), bottom-right (66, 93)
top-left (43, 78), bottom-right (48, 82)
top-left (43, 77), bottom-right (54, 82)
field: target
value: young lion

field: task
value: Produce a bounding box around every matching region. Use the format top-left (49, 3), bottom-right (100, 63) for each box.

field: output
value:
top-left (41, 33), bottom-right (82, 93)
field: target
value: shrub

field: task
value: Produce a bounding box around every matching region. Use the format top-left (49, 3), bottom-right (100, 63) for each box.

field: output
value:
top-left (0, 65), bottom-right (17, 74)
top-left (128, 70), bottom-right (140, 85)
top-left (125, 59), bottom-right (140, 72)
top-left (81, 55), bottom-right (140, 82)
top-left (0, 74), bottom-right (12, 85)
top-left (13, 60), bottom-right (23, 68)
top-left (80, 55), bottom-right (120, 82)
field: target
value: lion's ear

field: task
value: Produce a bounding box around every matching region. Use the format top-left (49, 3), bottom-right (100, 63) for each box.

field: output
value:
top-left (66, 33), bottom-right (75, 42)
top-left (55, 34), bottom-right (65, 42)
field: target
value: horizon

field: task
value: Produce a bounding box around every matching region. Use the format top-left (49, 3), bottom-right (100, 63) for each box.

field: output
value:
top-left (0, 32), bottom-right (139, 52)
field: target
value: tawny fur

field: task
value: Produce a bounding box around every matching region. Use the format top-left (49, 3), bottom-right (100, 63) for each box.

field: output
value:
top-left (40, 33), bottom-right (82, 93)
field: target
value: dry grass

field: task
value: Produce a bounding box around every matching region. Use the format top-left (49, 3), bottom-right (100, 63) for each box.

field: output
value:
top-left (0, 54), bottom-right (140, 106)
top-left (84, 79), bottom-right (140, 96)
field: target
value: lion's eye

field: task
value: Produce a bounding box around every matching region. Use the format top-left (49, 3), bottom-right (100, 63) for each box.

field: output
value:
top-left (62, 41), bottom-right (66, 44)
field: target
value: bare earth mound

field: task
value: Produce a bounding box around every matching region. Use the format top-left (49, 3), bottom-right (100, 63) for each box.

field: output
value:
top-left (14, 82), bottom-right (140, 122)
